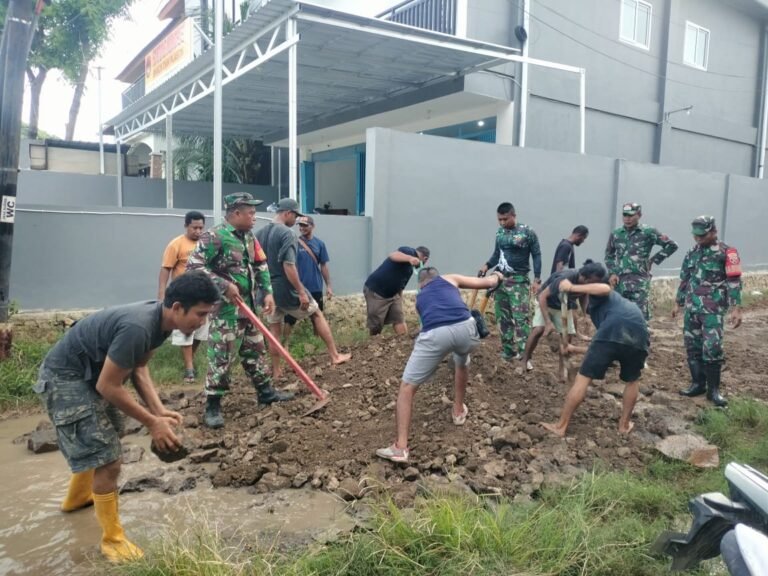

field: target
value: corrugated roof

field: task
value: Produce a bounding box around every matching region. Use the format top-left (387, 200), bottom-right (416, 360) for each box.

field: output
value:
top-left (106, 0), bottom-right (520, 141)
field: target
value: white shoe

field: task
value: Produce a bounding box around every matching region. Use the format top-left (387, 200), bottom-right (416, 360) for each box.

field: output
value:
top-left (526, 360), bottom-right (534, 371)
top-left (375, 443), bottom-right (409, 463)
top-left (452, 404), bottom-right (468, 426)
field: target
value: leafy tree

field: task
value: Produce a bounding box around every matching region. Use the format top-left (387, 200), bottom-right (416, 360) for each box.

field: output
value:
top-left (173, 135), bottom-right (270, 185)
top-left (0, 0), bottom-right (133, 140)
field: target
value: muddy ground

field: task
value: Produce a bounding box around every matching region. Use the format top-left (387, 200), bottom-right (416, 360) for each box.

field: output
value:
top-left (107, 301), bottom-right (765, 507)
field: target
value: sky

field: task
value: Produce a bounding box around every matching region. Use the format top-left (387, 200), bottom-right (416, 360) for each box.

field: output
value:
top-left (22, 0), bottom-right (399, 142)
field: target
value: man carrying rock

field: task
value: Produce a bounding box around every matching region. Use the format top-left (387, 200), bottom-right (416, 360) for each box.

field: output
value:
top-left (541, 262), bottom-right (649, 437)
top-left (364, 245), bottom-right (430, 336)
top-left (376, 267), bottom-right (503, 463)
top-left (34, 271), bottom-right (219, 562)
top-left (283, 215), bottom-right (334, 341)
top-left (158, 210), bottom-right (208, 383)
top-left (675, 216), bottom-right (742, 407)
top-left (605, 202), bottom-right (678, 320)
top-left (256, 198), bottom-right (351, 380)
top-left (188, 192), bottom-right (294, 429)
top-left (479, 202), bottom-right (542, 361)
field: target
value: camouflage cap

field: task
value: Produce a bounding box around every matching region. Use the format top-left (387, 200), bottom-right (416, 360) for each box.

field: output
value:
top-left (224, 192), bottom-right (263, 209)
top-left (691, 215), bottom-right (716, 236)
top-left (622, 202), bottom-right (641, 216)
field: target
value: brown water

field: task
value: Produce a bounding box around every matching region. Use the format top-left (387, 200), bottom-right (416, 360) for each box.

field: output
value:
top-left (0, 414), bottom-right (355, 576)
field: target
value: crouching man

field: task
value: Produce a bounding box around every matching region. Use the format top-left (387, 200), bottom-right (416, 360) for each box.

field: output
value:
top-left (376, 267), bottom-right (503, 463)
top-left (541, 262), bottom-right (648, 437)
top-left (34, 271), bottom-right (219, 562)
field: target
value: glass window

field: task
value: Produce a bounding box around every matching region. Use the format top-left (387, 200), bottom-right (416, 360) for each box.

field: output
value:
top-left (620, 0), bottom-right (653, 49)
top-left (684, 22), bottom-right (710, 70)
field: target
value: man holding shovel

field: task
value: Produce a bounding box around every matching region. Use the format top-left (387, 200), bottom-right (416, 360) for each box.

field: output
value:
top-left (34, 272), bottom-right (219, 562)
top-left (541, 262), bottom-right (649, 437)
top-left (188, 192), bottom-right (294, 429)
top-left (479, 202), bottom-right (542, 361)
top-left (376, 267), bottom-right (503, 463)
top-left (256, 198), bottom-right (351, 380)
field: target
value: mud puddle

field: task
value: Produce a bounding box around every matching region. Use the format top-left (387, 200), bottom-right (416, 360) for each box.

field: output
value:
top-left (0, 415), bottom-right (355, 576)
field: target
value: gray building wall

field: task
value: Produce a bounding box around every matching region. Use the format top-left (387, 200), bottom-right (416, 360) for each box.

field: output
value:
top-left (10, 206), bottom-right (370, 310)
top-left (492, 0), bottom-right (768, 176)
top-left (365, 128), bottom-right (768, 281)
top-left (17, 170), bottom-right (279, 210)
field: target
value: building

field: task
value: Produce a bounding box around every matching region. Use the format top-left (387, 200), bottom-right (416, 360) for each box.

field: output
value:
top-left (107, 0), bottom-right (768, 215)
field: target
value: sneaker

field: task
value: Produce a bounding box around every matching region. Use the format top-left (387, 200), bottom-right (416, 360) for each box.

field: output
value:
top-left (452, 403), bottom-right (469, 425)
top-left (526, 360), bottom-right (534, 371)
top-left (375, 443), bottom-right (409, 463)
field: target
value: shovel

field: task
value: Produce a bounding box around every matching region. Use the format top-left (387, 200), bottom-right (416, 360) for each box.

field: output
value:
top-left (234, 297), bottom-right (330, 416)
top-left (560, 296), bottom-right (578, 383)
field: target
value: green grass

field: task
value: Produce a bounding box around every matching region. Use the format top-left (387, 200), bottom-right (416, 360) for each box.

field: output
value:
top-left (0, 335), bottom-right (58, 409)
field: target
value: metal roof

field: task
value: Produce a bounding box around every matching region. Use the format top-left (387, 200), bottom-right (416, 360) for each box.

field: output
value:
top-left (106, 0), bottom-right (525, 141)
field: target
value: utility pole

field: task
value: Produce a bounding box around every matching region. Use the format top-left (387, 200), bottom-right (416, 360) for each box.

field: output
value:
top-left (96, 65), bottom-right (105, 174)
top-left (0, 0), bottom-right (44, 337)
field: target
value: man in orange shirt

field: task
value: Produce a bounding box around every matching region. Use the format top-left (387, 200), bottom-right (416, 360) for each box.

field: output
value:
top-left (158, 211), bottom-right (208, 383)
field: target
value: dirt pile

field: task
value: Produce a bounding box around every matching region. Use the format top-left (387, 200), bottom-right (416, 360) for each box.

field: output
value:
top-left (143, 304), bottom-right (768, 505)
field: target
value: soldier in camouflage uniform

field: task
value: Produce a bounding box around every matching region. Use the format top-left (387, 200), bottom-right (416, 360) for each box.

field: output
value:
top-left (187, 192), bottom-right (294, 428)
top-left (605, 202), bottom-right (678, 320)
top-left (675, 216), bottom-right (742, 407)
top-left (480, 202), bottom-right (542, 360)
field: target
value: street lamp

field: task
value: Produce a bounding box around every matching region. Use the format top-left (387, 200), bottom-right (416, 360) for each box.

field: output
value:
top-left (662, 105), bottom-right (693, 124)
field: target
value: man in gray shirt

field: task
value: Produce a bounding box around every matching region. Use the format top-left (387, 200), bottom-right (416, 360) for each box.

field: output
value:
top-left (34, 271), bottom-right (219, 563)
top-left (256, 198), bottom-right (351, 379)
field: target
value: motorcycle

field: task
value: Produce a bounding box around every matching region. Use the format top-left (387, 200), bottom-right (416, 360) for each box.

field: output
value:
top-left (653, 462), bottom-right (768, 574)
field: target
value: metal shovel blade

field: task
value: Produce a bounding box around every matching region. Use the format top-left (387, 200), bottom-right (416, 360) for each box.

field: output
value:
top-left (303, 394), bottom-right (331, 417)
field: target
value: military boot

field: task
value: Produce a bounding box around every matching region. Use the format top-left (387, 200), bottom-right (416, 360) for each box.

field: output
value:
top-left (256, 382), bottom-right (295, 405)
top-left (204, 395), bottom-right (225, 428)
top-left (703, 363), bottom-right (728, 407)
top-left (679, 359), bottom-right (707, 397)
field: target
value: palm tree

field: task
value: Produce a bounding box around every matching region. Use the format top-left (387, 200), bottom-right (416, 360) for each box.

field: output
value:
top-left (172, 135), bottom-right (270, 184)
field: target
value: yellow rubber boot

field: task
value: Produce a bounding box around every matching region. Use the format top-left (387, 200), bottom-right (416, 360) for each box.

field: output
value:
top-left (61, 470), bottom-right (95, 512)
top-left (93, 491), bottom-right (144, 563)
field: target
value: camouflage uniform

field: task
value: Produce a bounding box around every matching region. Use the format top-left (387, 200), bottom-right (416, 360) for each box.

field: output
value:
top-left (677, 215), bottom-right (741, 406)
top-left (605, 224), bottom-right (678, 320)
top-left (486, 224), bottom-right (542, 359)
top-left (187, 217), bottom-right (273, 397)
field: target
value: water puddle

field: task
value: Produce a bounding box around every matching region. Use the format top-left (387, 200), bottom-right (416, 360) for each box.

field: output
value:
top-left (0, 414), bottom-right (355, 575)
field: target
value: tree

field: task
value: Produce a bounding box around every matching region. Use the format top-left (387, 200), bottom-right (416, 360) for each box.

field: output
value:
top-left (0, 0), bottom-right (133, 140)
top-left (173, 135), bottom-right (270, 185)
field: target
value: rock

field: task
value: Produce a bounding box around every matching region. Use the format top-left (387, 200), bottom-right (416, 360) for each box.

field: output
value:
top-left (655, 434), bottom-right (720, 468)
top-left (189, 448), bottom-right (219, 464)
top-left (337, 477), bottom-right (363, 500)
top-left (246, 432), bottom-right (262, 446)
top-left (121, 469), bottom-right (165, 493)
top-left (326, 476), bottom-right (340, 491)
top-left (445, 454), bottom-right (457, 466)
top-left (270, 440), bottom-right (289, 454)
top-left (121, 443), bottom-right (145, 464)
top-left (617, 447), bottom-right (631, 458)
top-left (523, 425), bottom-right (546, 441)
top-left (292, 472), bottom-right (310, 488)
top-left (403, 467), bottom-right (420, 481)
top-left (27, 428), bottom-right (58, 454)
top-left (259, 472), bottom-right (292, 491)
top-left (604, 383), bottom-right (625, 398)
top-left (163, 475), bottom-right (197, 495)
top-left (491, 426), bottom-right (521, 450)
top-left (483, 460), bottom-right (506, 478)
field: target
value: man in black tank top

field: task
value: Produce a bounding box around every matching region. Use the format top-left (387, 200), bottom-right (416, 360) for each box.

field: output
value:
top-left (376, 267), bottom-right (503, 464)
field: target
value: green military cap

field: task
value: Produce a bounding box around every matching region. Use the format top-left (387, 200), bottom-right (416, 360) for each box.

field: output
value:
top-left (224, 192), bottom-right (263, 209)
top-left (691, 215), bottom-right (716, 236)
top-left (622, 202), bottom-right (641, 216)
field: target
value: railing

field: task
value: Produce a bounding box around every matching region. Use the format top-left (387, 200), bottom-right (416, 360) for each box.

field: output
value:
top-left (121, 76), bottom-right (145, 108)
top-left (377, 0), bottom-right (457, 35)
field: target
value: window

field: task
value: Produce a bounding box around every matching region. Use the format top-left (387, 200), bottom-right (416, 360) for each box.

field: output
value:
top-left (684, 22), bottom-right (710, 70)
top-left (620, 0), bottom-right (652, 49)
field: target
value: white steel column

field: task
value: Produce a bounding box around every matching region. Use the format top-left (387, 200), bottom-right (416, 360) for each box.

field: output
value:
top-left (116, 140), bottom-right (123, 206)
top-left (288, 17), bottom-right (298, 201)
top-left (96, 66), bottom-right (105, 174)
top-left (166, 114), bottom-right (174, 208)
top-left (579, 68), bottom-right (586, 154)
top-left (519, 0), bottom-right (530, 147)
top-left (213, 0), bottom-right (224, 222)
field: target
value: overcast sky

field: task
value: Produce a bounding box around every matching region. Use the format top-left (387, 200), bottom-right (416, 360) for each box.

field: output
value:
top-left (22, 0), bottom-right (399, 141)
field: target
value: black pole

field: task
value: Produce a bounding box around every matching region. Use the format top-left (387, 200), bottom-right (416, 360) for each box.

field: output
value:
top-left (0, 0), bottom-right (39, 323)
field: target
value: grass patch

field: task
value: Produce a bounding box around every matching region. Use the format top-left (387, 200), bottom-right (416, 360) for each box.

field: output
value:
top-left (0, 335), bottom-right (58, 409)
